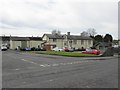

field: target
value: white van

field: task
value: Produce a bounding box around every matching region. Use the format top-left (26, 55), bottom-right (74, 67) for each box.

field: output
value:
top-left (0, 44), bottom-right (7, 51)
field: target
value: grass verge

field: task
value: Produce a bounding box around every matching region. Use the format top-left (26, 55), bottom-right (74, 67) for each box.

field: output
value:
top-left (27, 51), bottom-right (98, 57)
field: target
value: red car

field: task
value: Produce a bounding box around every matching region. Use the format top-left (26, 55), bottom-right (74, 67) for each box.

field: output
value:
top-left (82, 48), bottom-right (100, 55)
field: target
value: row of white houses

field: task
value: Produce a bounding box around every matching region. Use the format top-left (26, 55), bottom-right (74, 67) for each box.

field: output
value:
top-left (1, 32), bottom-right (94, 50)
top-left (10, 37), bottom-right (43, 49)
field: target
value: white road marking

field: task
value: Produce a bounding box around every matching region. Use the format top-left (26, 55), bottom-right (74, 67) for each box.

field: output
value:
top-left (15, 69), bottom-right (20, 70)
top-left (23, 82), bottom-right (26, 84)
top-left (21, 59), bottom-right (38, 65)
top-left (43, 64), bottom-right (51, 67)
top-left (21, 58), bottom-right (97, 68)
top-left (67, 62), bottom-right (73, 65)
top-left (40, 65), bottom-right (46, 67)
top-left (49, 79), bottom-right (53, 82)
top-left (59, 63), bottom-right (66, 65)
top-left (52, 64), bottom-right (59, 66)
top-left (39, 64), bottom-right (51, 67)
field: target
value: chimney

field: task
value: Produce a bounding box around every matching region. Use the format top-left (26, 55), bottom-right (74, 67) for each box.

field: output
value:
top-left (67, 32), bottom-right (70, 36)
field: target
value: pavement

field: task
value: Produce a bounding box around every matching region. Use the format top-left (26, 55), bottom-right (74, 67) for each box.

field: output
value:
top-left (2, 50), bottom-right (118, 88)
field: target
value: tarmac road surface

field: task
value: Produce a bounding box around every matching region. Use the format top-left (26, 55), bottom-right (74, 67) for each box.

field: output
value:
top-left (2, 50), bottom-right (118, 88)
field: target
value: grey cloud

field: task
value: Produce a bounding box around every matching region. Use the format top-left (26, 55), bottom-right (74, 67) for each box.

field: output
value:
top-left (25, 0), bottom-right (56, 10)
top-left (0, 0), bottom-right (118, 39)
top-left (0, 19), bottom-right (52, 30)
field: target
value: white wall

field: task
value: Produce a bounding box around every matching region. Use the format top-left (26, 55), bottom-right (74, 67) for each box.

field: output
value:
top-left (69, 40), bottom-right (93, 49)
top-left (10, 40), bottom-right (21, 49)
top-left (42, 35), bottom-right (49, 42)
top-left (29, 41), bottom-right (43, 48)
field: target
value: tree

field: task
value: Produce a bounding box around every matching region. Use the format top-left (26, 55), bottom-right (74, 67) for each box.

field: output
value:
top-left (87, 28), bottom-right (97, 36)
top-left (52, 30), bottom-right (61, 35)
top-left (52, 30), bottom-right (57, 35)
top-left (81, 31), bottom-right (89, 37)
top-left (103, 34), bottom-right (113, 42)
top-left (94, 35), bottom-right (103, 42)
top-left (57, 30), bottom-right (61, 35)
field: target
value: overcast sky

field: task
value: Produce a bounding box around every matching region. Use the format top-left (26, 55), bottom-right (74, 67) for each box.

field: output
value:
top-left (0, 0), bottom-right (118, 39)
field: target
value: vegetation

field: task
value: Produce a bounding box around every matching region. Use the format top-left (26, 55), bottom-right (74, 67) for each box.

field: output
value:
top-left (28, 51), bottom-right (98, 57)
top-left (52, 29), bottom-right (61, 35)
top-left (103, 34), bottom-right (113, 42)
top-left (94, 35), bottom-right (103, 42)
top-left (87, 28), bottom-right (97, 36)
top-left (90, 34), bottom-right (113, 45)
top-left (80, 28), bottom-right (97, 37)
top-left (93, 35), bottom-right (103, 45)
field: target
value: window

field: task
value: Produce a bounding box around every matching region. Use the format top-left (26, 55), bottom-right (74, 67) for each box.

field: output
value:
top-left (64, 43), bottom-right (67, 46)
top-left (73, 40), bottom-right (77, 44)
top-left (69, 40), bottom-right (72, 43)
top-left (81, 40), bottom-right (84, 45)
top-left (53, 39), bottom-right (57, 42)
top-left (64, 41), bottom-right (68, 46)
top-left (88, 40), bottom-right (91, 45)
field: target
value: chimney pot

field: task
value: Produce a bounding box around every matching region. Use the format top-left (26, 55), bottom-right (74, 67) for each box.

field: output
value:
top-left (67, 32), bottom-right (70, 36)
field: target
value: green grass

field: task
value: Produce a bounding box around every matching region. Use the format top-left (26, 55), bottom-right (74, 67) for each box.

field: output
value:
top-left (28, 51), bottom-right (98, 57)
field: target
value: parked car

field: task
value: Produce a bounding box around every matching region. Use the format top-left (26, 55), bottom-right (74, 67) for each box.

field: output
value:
top-left (75, 47), bottom-right (86, 51)
top-left (52, 47), bottom-right (63, 51)
top-left (20, 47), bottom-right (31, 51)
top-left (64, 47), bottom-right (74, 52)
top-left (31, 47), bottom-right (36, 51)
top-left (1, 44), bottom-right (7, 51)
top-left (25, 47), bottom-right (31, 51)
top-left (82, 48), bottom-right (100, 55)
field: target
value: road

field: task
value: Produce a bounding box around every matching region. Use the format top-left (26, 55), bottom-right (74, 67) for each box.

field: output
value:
top-left (2, 50), bottom-right (118, 88)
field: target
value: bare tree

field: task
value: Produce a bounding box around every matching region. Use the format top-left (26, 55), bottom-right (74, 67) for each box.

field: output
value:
top-left (52, 30), bottom-right (57, 35)
top-left (87, 28), bottom-right (97, 36)
top-left (52, 29), bottom-right (61, 35)
top-left (57, 30), bottom-right (61, 35)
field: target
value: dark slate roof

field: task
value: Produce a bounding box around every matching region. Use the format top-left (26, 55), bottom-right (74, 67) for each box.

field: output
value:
top-left (43, 34), bottom-right (92, 40)
top-left (0, 36), bottom-right (10, 41)
top-left (28, 37), bottom-right (42, 41)
top-left (10, 37), bottom-right (30, 41)
top-left (67, 35), bottom-right (92, 40)
top-left (10, 37), bottom-right (42, 41)
top-left (44, 34), bottom-right (64, 39)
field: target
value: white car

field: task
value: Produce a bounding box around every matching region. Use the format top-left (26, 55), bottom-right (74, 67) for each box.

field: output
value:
top-left (1, 45), bottom-right (7, 51)
top-left (52, 47), bottom-right (63, 51)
